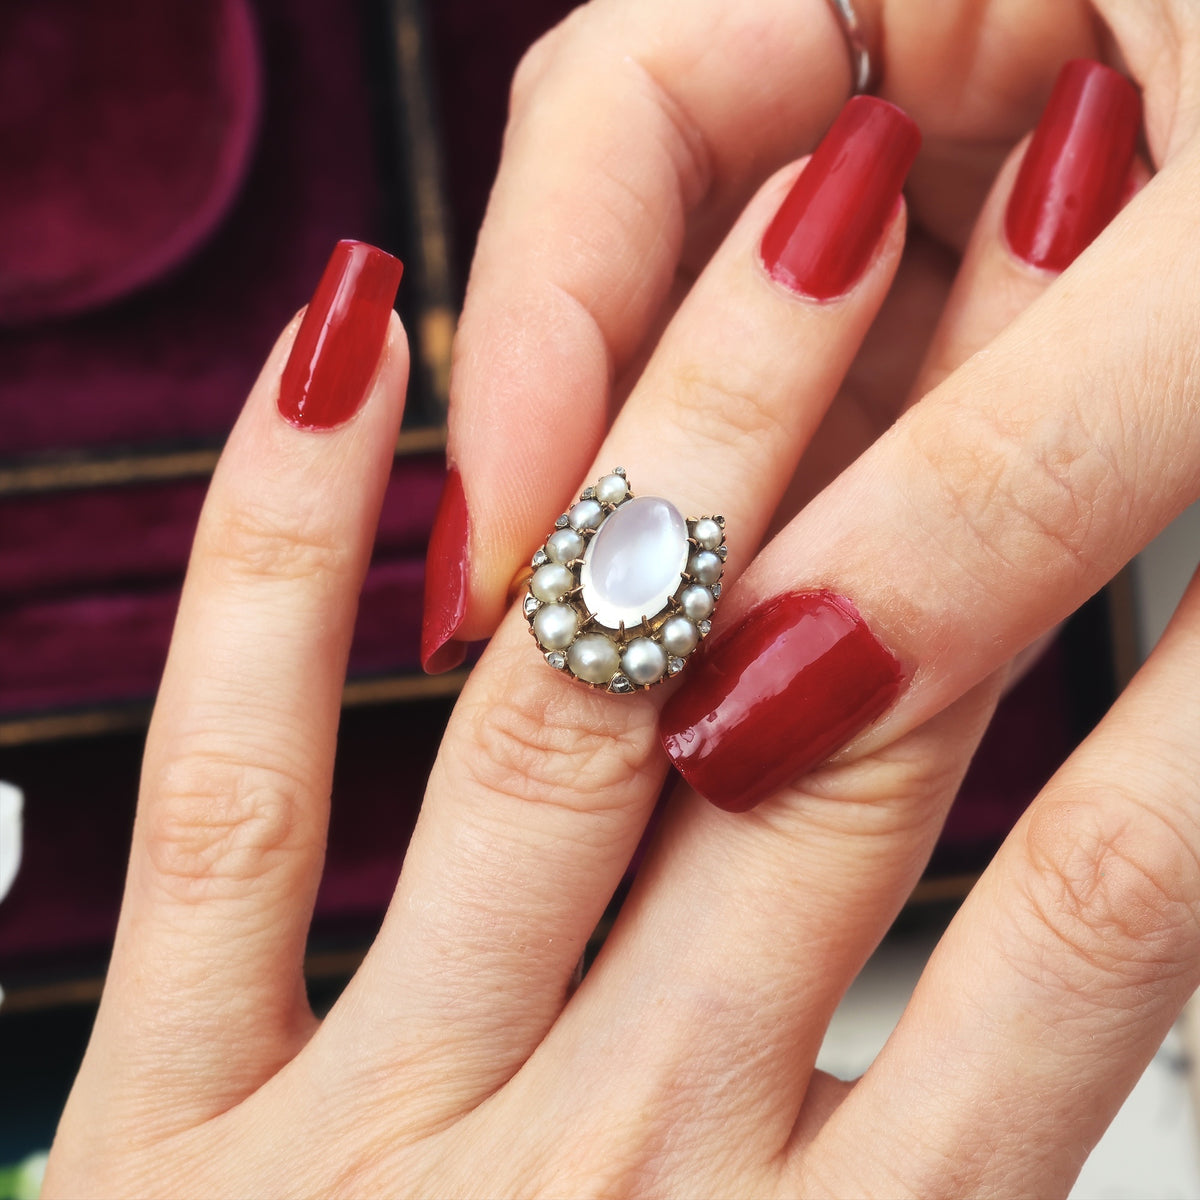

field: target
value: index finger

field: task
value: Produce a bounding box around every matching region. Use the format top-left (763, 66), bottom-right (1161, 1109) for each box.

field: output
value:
top-left (420, 0), bottom-right (858, 670)
top-left (421, 0), bottom-right (1101, 671)
top-left (74, 243), bottom-right (408, 1134)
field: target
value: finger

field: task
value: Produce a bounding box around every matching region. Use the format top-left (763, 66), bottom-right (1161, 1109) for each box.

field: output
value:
top-left (765, 230), bottom-right (958, 528)
top-left (772, 67), bottom-right (1150, 542)
top-left (522, 62), bottom-right (1145, 1168)
top-left (916, 70), bottom-right (1150, 402)
top-left (77, 243), bottom-right (406, 1131)
top-left (659, 61), bottom-right (1150, 813)
top-left (313, 102), bottom-right (920, 1123)
top-left (910, 72), bottom-right (1149, 710)
top-left (421, 0), bottom-right (1101, 669)
top-left (578, 65), bottom-right (1147, 1139)
top-left (818, 564), bottom-right (1200, 1199)
top-left (420, 0), bottom-right (855, 671)
top-left (513, 675), bottom-right (1007, 1184)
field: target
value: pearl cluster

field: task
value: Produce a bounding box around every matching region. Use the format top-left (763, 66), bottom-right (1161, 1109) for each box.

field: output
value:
top-left (523, 469), bottom-right (726, 694)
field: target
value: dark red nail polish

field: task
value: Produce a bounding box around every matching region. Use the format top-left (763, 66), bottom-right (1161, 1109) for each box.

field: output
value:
top-left (659, 590), bottom-right (903, 812)
top-left (760, 96), bottom-right (921, 300)
top-left (1005, 60), bottom-right (1140, 271)
top-left (278, 240), bottom-right (404, 429)
top-left (421, 466), bottom-right (470, 673)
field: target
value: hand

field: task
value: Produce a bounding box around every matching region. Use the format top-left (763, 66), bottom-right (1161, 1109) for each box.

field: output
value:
top-left (425, 0), bottom-right (1200, 880)
top-left (422, 0), bottom-right (1114, 666)
top-left (44, 37), bottom-right (1200, 1191)
top-left (421, 3), bottom-right (1197, 759)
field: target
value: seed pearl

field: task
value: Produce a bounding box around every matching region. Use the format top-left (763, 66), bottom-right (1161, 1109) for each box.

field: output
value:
top-left (567, 633), bottom-right (621, 684)
top-left (531, 563), bottom-right (574, 603)
top-left (621, 637), bottom-right (667, 685)
top-left (532, 604), bottom-right (579, 650)
top-left (691, 517), bottom-right (722, 550)
top-left (688, 550), bottom-right (722, 585)
top-left (679, 584), bottom-right (714, 621)
top-left (660, 615), bottom-right (699, 656)
top-left (594, 473), bottom-right (628, 505)
top-left (546, 527), bottom-right (585, 564)
top-left (569, 499), bottom-right (603, 531)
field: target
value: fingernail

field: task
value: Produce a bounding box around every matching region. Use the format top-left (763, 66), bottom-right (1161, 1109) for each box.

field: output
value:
top-left (278, 240), bottom-right (404, 429)
top-left (659, 590), bottom-right (903, 812)
top-left (421, 466), bottom-right (470, 673)
top-left (760, 96), bottom-right (921, 300)
top-left (1005, 59), bottom-right (1140, 271)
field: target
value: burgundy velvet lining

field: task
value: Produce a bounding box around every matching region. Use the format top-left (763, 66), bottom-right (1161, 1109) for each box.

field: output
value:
top-left (0, 457), bottom-right (445, 596)
top-left (0, 557), bottom-right (427, 715)
top-left (0, 0), bottom-right (261, 326)
top-left (0, 0), bottom-right (392, 456)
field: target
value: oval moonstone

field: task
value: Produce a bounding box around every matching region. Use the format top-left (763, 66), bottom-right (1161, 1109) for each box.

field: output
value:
top-left (580, 496), bottom-right (689, 630)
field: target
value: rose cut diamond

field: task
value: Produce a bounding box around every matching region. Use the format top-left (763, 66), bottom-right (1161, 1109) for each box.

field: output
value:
top-left (579, 496), bottom-right (690, 630)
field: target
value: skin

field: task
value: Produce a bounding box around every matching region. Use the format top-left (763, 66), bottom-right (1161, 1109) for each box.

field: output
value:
top-left (44, 1), bottom-right (1200, 1196)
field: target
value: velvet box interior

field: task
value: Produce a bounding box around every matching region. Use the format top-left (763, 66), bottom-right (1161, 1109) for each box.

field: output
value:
top-left (0, 0), bottom-right (450, 718)
top-left (0, 0), bottom-right (1118, 1000)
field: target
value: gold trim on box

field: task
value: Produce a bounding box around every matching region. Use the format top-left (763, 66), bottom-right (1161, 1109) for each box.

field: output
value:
top-left (906, 873), bottom-right (978, 905)
top-left (391, 0), bottom-right (456, 417)
top-left (0, 427), bottom-right (447, 498)
top-left (419, 305), bottom-right (456, 409)
top-left (0, 668), bottom-right (470, 748)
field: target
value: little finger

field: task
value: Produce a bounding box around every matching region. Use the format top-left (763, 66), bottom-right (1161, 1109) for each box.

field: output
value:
top-left (814, 564), bottom-right (1200, 1198)
top-left (68, 243), bottom-right (406, 1137)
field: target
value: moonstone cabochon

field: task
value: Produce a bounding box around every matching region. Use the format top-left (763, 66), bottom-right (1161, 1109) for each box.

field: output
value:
top-left (524, 470), bottom-right (725, 692)
top-left (579, 497), bottom-right (690, 630)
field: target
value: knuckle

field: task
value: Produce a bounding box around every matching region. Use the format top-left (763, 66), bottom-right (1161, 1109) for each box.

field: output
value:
top-left (586, 157), bottom-right (666, 250)
top-left (1012, 789), bottom-right (1200, 993)
top-left (903, 397), bottom-right (1125, 579)
top-left (456, 646), bottom-right (659, 821)
top-left (200, 497), bottom-right (350, 588)
top-left (142, 752), bottom-right (310, 901)
top-left (667, 359), bottom-right (791, 459)
top-left (792, 735), bottom-right (982, 844)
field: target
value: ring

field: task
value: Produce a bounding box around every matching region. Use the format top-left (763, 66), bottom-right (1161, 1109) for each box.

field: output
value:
top-left (823, 0), bottom-right (877, 95)
top-left (523, 469), bottom-right (726, 693)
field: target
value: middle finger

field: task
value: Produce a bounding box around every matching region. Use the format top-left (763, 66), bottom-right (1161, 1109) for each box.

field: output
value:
top-left (522, 60), bottom-right (1142, 1174)
top-left (310, 98), bottom-right (920, 1119)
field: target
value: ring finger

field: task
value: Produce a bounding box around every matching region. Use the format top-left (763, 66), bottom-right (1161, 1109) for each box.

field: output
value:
top-left (520, 59), bottom-right (1143, 1176)
top-left (820, 563), bottom-right (1200, 1198)
top-left (313, 97), bottom-right (921, 1118)
top-left (61, 242), bottom-right (408, 1141)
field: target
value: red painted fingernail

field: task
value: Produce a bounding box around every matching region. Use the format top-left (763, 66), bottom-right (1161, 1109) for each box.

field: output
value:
top-left (1005, 60), bottom-right (1141, 271)
top-left (659, 591), bottom-right (903, 812)
top-left (278, 240), bottom-right (404, 429)
top-left (760, 96), bottom-right (921, 300)
top-left (421, 466), bottom-right (470, 673)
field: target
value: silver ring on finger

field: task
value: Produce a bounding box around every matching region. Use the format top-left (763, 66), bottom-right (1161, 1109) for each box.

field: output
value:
top-left (823, 0), bottom-right (878, 95)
